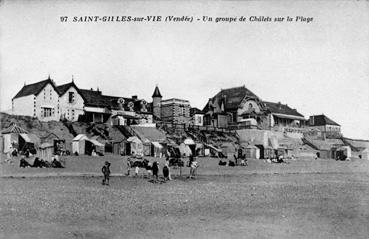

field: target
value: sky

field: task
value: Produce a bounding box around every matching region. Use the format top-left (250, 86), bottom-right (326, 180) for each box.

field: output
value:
top-left (0, 0), bottom-right (368, 139)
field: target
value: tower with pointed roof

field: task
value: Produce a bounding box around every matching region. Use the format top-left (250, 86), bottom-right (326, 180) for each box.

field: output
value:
top-left (152, 85), bottom-right (162, 119)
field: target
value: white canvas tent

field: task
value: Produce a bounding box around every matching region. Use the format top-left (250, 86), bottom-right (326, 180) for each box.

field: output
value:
top-left (152, 141), bottom-right (163, 157)
top-left (72, 134), bottom-right (89, 155)
top-left (184, 138), bottom-right (195, 145)
top-left (179, 143), bottom-right (192, 157)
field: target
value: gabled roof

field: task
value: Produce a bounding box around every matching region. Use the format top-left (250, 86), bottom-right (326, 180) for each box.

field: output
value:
top-left (1, 123), bottom-right (29, 134)
top-left (190, 107), bottom-right (204, 116)
top-left (263, 101), bottom-right (304, 118)
top-left (204, 86), bottom-right (260, 112)
top-left (152, 86), bottom-right (162, 98)
top-left (309, 115), bottom-right (340, 126)
top-left (56, 81), bottom-right (81, 96)
top-left (13, 78), bottom-right (59, 99)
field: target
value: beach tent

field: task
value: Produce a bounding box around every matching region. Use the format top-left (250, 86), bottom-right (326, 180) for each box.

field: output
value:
top-left (167, 144), bottom-right (181, 158)
top-left (152, 141), bottom-right (163, 157)
top-left (184, 138), bottom-right (195, 145)
top-left (361, 148), bottom-right (369, 160)
top-left (127, 136), bottom-right (143, 156)
top-left (39, 143), bottom-right (54, 162)
top-left (179, 143), bottom-right (192, 157)
top-left (72, 134), bottom-right (91, 155)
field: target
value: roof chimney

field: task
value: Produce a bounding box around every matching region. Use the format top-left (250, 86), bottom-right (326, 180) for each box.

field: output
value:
top-left (132, 95), bottom-right (138, 100)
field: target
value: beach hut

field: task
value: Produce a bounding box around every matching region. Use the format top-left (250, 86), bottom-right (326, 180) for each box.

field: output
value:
top-left (263, 146), bottom-right (275, 159)
top-left (336, 146), bottom-right (352, 160)
top-left (89, 138), bottom-right (105, 154)
top-left (1, 123), bottom-right (29, 153)
top-left (245, 145), bottom-right (260, 159)
top-left (39, 142), bottom-right (54, 162)
top-left (112, 139), bottom-right (126, 155)
top-left (127, 136), bottom-right (143, 156)
top-left (72, 134), bottom-right (91, 155)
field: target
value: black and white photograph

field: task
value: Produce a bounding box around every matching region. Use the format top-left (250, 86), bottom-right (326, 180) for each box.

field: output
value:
top-left (0, 0), bottom-right (368, 238)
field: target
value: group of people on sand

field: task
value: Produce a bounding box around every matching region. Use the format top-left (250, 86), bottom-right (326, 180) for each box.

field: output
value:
top-left (19, 155), bottom-right (65, 168)
top-left (125, 156), bottom-right (172, 181)
top-left (101, 155), bottom-right (200, 185)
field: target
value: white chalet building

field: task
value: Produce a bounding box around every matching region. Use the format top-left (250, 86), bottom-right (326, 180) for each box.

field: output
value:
top-left (12, 77), bottom-right (61, 121)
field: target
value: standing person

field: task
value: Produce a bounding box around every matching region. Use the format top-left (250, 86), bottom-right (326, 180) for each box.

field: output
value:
top-left (165, 158), bottom-right (172, 180)
top-left (189, 157), bottom-right (198, 179)
top-left (163, 162), bottom-right (169, 181)
top-left (102, 161), bottom-right (111, 185)
top-left (126, 158), bottom-right (132, 176)
top-left (152, 161), bottom-right (159, 180)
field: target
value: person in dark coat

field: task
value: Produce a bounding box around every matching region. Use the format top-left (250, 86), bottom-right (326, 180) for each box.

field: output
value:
top-left (102, 161), bottom-right (111, 185)
top-left (32, 157), bottom-right (42, 168)
top-left (152, 161), bottom-right (159, 180)
top-left (163, 164), bottom-right (169, 181)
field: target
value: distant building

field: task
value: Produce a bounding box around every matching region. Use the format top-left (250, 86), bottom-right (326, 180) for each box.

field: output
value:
top-left (12, 77), bottom-right (61, 121)
top-left (202, 85), bottom-right (305, 129)
top-left (151, 86), bottom-right (191, 124)
top-left (79, 89), bottom-right (150, 124)
top-left (160, 98), bottom-right (191, 124)
top-left (190, 108), bottom-right (204, 126)
top-left (308, 114), bottom-right (341, 133)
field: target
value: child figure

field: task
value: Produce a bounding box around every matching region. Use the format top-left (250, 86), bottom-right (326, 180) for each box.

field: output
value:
top-left (102, 161), bottom-right (111, 185)
top-left (135, 165), bottom-right (139, 177)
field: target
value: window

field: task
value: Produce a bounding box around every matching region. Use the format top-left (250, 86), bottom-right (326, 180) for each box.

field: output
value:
top-left (42, 107), bottom-right (52, 118)
top-left (69, 92), bottom-right (75, 103)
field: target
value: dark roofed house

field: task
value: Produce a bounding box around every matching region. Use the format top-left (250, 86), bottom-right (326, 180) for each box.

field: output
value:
top-left (80, 88), bottom-right (152, 124)
top-left (13, 77), bottom-right (59, 100)
top-left (202, 85), bottom-right (306, 130)
top-left (203, 85), bottom-right (266, 128)
top-left (309, 114), bottom-right (341, 135)
top-left (264, 101), bottom-right (306, 129)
